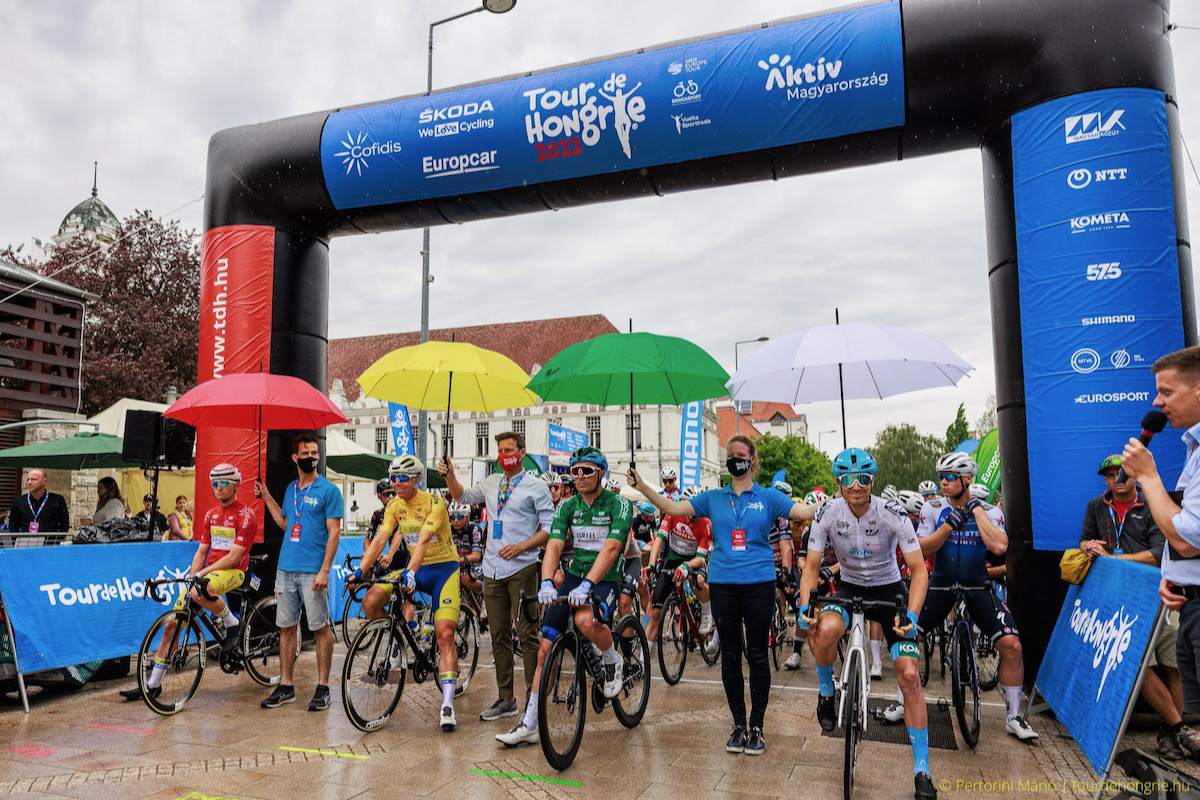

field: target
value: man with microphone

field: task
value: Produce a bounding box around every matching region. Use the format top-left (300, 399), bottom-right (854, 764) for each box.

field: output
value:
top-left (1121, 346), bottom-right (1200, 720)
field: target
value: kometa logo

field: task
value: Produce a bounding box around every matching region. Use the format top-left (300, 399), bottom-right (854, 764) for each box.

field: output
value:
top-left (1064, 109), bottom-right (1125, 144)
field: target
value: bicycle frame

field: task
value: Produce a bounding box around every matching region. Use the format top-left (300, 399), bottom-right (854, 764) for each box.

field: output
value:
top-left (837, 609), bottom-right (870, 730)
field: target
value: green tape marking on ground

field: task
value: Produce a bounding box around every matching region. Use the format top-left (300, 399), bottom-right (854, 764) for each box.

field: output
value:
top-left (278, 746), bottom-right (369, 760)
top-left (470, 769), bottom-right (582, 786)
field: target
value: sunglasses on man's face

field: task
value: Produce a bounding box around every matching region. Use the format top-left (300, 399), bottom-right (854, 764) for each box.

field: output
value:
top-left (390, 475), bottom-right (414, 484)
top-left (450, 514), bottom-right (467, 521)
top-left (937, 473), bottom-right (963, 483)
top-left (381, 491), bottom-right (395, 499)
top-left (569, 465), bottom-right (600, 477)
top-left (211, 480), bottom-right (235, 489)
top-left (837, 473), bottom-right (873, 489)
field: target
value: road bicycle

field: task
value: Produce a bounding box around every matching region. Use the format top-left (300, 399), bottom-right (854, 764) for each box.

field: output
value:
top-left (933, 583), bottom-right (997, 748)
top-left (519, 591), bottom-right (650, 771)
top-left (769, 591), bottom-right (793, 671)
top-left (136, 561), bottom-right (287, 716)
top-left (809, 589), bottom-right (907, 800)
top-left (340, 575), bottom-right (479, 732)
top-left (656, 570), bottom-right (717, 684)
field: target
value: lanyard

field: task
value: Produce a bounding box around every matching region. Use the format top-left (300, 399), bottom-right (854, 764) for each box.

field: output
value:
top-left (1106, 504), bottom-right (1129, 551)
top-left (27, 493), bottom-right (47, 521)
top-left (727, 490), bottom-right (751, 531)
top-left (497, 472), bottom-right (523, 516)
top-left (293, 481), bottom-right (314, 526)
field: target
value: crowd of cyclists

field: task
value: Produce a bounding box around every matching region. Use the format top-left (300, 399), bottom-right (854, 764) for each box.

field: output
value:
top-left (131, 432), bottom-right (1038, 800)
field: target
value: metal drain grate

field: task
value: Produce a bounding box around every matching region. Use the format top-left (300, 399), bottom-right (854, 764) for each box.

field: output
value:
top-left (821, 696), bottom-right (959, 751)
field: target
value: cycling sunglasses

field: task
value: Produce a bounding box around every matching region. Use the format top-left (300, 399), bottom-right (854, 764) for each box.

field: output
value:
top-left (389, 474), bottom-right (414, 484)
top-left (210, 480), bottom-right (236, 489)
top-left (450, 514), bottom-right (467, 521)
top-left (381, 491), bottom-right (395, 499)
top-left (837, 473), bottom-right (873, 488)
top-left (569, 465), bottom-right (601, 477)
top-left (937, 472), bottom-right (964, 483)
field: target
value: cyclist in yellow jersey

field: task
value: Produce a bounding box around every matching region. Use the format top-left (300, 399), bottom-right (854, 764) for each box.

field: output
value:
top-left (350, 454), bottom-right (462, 731)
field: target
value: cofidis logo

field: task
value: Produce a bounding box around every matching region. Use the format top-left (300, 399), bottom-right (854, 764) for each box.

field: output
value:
top-left (333, 132), bottom-right (403, 176)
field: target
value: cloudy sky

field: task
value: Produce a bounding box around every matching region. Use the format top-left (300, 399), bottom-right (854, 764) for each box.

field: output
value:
top-left (3, 1), bottom-right (1199, 455)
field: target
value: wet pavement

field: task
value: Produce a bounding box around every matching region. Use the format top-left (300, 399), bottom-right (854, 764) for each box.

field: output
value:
top-left (2, 632), bottom-right (1197, 800)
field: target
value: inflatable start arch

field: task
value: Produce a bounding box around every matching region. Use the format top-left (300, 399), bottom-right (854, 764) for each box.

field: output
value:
top-left (199, 0), bottom-right (1192, 669)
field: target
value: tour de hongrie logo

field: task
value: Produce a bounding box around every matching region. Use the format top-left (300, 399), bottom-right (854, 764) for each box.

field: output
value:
top-left (333, 131), bottom-right (403, 177)
top-left (523, 72), bottom-right (646, 160)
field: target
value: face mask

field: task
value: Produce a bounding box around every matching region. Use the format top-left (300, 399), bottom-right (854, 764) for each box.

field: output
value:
top-left (297, 456), bottom-right (319, 473)
top-left (498, 452), bottom-right (522, 471)
top-left (726, 457), bottom-right (753, 477)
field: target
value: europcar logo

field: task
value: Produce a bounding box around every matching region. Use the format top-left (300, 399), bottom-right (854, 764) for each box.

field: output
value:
top-left (333, 132), bottom-right (402, 176)
top-left (1064, 109), bottom-right (1125, 144)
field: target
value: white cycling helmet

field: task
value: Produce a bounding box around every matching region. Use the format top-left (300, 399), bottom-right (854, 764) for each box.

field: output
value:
top-left (388, 454), bottom-right (424, 477)
top-left (969, 482), bottom-right (991, 501)
top-left (772, 479), bottom-right (793, 496)
top-left (804, 489), bottom-right (829, 505)
top-left (660, 467), bottom-right (677, 481)
top-left (936, 452), bottom-right (979, 477)
top-left (681, 485), bottom-right (702, 500)
top-left (898, 489), bottom-right (925, 515)
top-left (881, 485), bottom-right (900, 502)
top-left (209, 463), bottom-right (242, 482)
top-left (918, 480), bottom-right (938, 496)
top-left (448, 500), bottom-right (470, 516)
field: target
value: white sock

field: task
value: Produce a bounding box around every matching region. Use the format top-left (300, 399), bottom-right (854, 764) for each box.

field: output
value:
top-left (602, 643), bottom-right (621, 665)
top-left (522, 693), bottom-right (539, 729)
top-left (701, 600), bottom-right (711, 616)
top-left (871, 639), bottom-right (883, 666)
top-left (222, 608), bottom-right (239, 627)
top-left (1001, 684), bottom-right (1022, 719)
top-left (147, 659), bottom-right (166, 689)
top-left (441, 674), bottom-right (457, 707)
top-left (894, 681), bottom-right (904, 706)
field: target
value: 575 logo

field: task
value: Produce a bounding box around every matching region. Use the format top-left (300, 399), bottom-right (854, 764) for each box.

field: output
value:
top-left (1086, 262), bottom-right (1121, 281)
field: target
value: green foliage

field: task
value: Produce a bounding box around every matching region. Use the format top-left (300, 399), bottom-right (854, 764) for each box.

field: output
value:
top-left (753, 433), bottom-right (834, 495)
top-left (944, 403), bottom-right (970, 451)
top-left (870, 424), bottom-right (945, 492)
top-left (975, 394), bottom-right (997, 435)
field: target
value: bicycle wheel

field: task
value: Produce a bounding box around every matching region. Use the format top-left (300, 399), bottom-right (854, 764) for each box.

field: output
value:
top-left (918, 631), bottom-right (931, 687)
top-left (538, 632), bottom-right (586, 771)
top-left (242, 596), bottom-right (287, 686)
top-left (443, 605), bottom-right (479, 697)
top-left (951, 623), bottom-right (981, 748)
top-left (341, 588), bottom-right (370, 649)
top-left (975, 631), bottom-right (1000, 691)
top-left (138, 610), bottom-right (206, 716)
top-left (843, 649), bottom-right (861, 800)
top-left (342, 618), bottom-right (407, 732)
top-left (657, 594), bottom-right (687, 685)
top-left (770, 598), bottom-right (786, 671)
top-left (612, 616), bottom-right (650, 728)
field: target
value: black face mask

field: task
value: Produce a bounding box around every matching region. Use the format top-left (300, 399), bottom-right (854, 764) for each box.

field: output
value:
top-left (726, 457), bottom-right (753, 477)
top-left (297, 456), bottom-right (319, 474)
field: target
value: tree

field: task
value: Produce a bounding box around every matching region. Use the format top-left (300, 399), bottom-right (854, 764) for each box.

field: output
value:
top-left (870, 424), bottom-right (946, 491)
top-left (975, 393), bottom-right (997, 434)
top-left (3, 211), bottom-right (201, 414)
top-left (944, 402), bottom-right (970, 451)
top-left (753, 433), bottom-right (835, 495)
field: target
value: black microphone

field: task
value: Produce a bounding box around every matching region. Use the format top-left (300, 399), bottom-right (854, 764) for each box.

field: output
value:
top-left (1117, 410), bottom-right (1168, 483)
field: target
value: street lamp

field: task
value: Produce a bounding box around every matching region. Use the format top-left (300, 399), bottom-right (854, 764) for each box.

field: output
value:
top-left (818, 429), bottom-right (838, 454)
top-left (418, 0), bottom-right (516, 467)
top-left (733, 337), bottom-right (769, 435)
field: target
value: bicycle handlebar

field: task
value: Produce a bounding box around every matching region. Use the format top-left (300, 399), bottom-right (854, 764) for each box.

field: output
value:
top-left (516, 590), bottom-right (604, 625)
top-left (808, 589), bottom-right (907, 620)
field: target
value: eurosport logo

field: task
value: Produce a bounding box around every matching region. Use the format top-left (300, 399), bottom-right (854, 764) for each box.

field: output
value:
top-left (1067, 167), bottom-right (1129, 190)
top-left (1071, 212), bottom-right (1131, 234)
top-left (1071, 348), bottom-right (1100, 374)
top-left (417, 100), bottom-right (496, 139)
top-left (333, 132), bottom-right (403, 177)
top-left (1074, 391), bottom-right (1151, 405)
top-left (1064, 109), bottom-right (1126, 144)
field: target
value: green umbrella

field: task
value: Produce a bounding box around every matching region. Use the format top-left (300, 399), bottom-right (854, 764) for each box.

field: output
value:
top-left (526, 331), bottom-right (729, 466)
top-left (0, 431), bottom-right (138, 470)
top-left (325, 450), bottom-right (446, 489)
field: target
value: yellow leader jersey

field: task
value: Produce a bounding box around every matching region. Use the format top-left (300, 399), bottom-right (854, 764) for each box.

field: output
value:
top-left (382, 490), bottom-right (457, 565)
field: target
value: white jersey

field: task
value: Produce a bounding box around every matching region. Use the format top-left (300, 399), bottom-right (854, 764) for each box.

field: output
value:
top-left (807, 495), bottom-right (921, 587)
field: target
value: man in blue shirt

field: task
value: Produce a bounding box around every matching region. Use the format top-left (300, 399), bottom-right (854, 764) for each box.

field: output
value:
top-left (255, 434), bottom-right (343, 711)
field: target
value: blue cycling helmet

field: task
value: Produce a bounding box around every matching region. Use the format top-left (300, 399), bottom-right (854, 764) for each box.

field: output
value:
top-left (638, 501), bottom-right (655, 514)
top-left (569, 446), bottom-right (608, 472)
top-left (832, 447), bottom-right (877, 476)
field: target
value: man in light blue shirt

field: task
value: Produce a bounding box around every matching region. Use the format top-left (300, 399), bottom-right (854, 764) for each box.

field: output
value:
top-left (440, 431), bottom-right (555, 722)
top-left (1122, 346), bottom-right (1200, 713)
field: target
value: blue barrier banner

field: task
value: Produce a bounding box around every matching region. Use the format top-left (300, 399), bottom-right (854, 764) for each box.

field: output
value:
top-left (328, 535), bottom-right (367, 623)
top-left (679, 402), bottom-right (703, 487)
top-left (1012, 88), bottom-right (1185, 550)
top-left (388, 403), bottom-right (415, 457)
top-left (321, 1), bottom-right (903, 210)
top-left (548, 423), bottom-right (589, 456)
top-left (0, 542), bottom-right (195, 674)
top-left (1035, 557), bottom-right (1162, 774)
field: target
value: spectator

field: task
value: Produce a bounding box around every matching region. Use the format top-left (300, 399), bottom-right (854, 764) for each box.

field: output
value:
top-left (1080, 453), bottom-right (1198, 759)
top-left (366, 478), bottom-right (395, 543)
top-left (7, 468), bottom-right (70, 533)
top-left (86, 477), bottom-right (126, 526)
top-left (167, 495), bottom-right (193, 541)
top-left (137, 494), bottom-right (170, 538)
top-left (1122, 346), bottom-right (1200, 721)
top-left (255, 434), bottom-right (343, 711)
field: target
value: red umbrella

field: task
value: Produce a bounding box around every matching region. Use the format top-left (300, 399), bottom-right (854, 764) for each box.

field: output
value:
top-left (165, 372), bottom-right (348, 477)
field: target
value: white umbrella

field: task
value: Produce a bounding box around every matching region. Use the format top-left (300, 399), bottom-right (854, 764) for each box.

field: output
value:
top-left (726, 322), bottom-right (974, 449)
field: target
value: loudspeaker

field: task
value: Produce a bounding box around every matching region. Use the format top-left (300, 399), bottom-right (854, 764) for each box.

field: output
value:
top-left (122, 411), bottom-right (162, 464)
top-left (161, 418), bottom-right (195, 467)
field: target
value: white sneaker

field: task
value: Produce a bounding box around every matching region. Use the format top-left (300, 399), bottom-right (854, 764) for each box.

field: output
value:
top-left (698, 613), bottom-right (714, 635)
top-left (440, 705), bottom-right (457, 731)
top-left (881, 701), bottom-right (905, 723)
top-left (1006, 716), bottom-right (1040, 741)
top-left (496, 722), bottom-right (539, 747)
top-left (704, 638), bottom-right (720, 659)
top-left (869, 661), bottom-right (882, 680)
top-left (783, 652), bottom-right (802, 671)
top-left (602, 662), bottom-right (623, 699)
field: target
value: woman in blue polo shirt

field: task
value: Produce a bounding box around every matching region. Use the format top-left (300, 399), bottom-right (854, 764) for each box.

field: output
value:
top-left (629, 434), bottom-right (820, 756)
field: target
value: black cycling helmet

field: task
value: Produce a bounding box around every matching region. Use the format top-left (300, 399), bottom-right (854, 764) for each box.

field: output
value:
top-left (376, 478), bottom-right (391, 494)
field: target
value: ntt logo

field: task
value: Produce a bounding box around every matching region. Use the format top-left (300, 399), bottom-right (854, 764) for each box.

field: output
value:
top-left (333, 132), bottom-right (403, 177)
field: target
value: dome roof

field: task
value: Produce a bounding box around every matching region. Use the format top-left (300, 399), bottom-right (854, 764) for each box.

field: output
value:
top-left (57, 163), bottom-right (122, 244)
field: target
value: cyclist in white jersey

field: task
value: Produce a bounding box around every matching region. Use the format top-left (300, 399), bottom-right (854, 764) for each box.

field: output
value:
top-left (799, 448), bottom-right (936, 800)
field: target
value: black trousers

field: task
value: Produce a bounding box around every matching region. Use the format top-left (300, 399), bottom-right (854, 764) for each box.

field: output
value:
top-left (709, 580), bottom-right (775, 730)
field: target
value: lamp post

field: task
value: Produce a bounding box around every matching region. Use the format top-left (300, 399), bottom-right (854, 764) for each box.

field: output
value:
top-left (733, 337), bottom-right (769, 435)
top-left (818, 429), bottom-right (838, 454)
top-left (418, 0), bottom-right (516, 468)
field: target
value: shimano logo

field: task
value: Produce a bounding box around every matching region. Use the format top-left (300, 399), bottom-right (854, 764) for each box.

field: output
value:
top-left (1065, 109), bottom-right (1126, 144)
top-left (1071, 212), bottom-right (1130, 234)
top-left (1074, 391), bottom-right (1150, 405)
top-left (333, 132), bottom-right (402, 177)
top-left (1081, 314), bottom-right (1135, 326)
top-left (419, 100), bottom-right (495, 125)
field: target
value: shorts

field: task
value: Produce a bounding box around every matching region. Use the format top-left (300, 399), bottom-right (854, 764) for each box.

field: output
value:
top-left (823, 580), bottom-right (918, 659)
top-left (541, 572), bottom-right (619, 640)
top-left (379, 560), bottom-right (461, 624)
top-left (275, 569), bottom-right (332, 631)
top-left (620, 555), bottom-right (641, 597)
top-left (1151, 609), bottom-right (1180, 669)
top-left (652, 558), bottom-right (688, 609)
top-left (917, 581), bottom-right (1019, 647)
top-left (176, 569), bottom-right (244, 611)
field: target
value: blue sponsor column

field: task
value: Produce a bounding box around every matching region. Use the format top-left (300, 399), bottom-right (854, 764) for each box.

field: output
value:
top-left (1012, 88), bottom-right (1186, 551)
